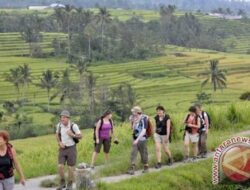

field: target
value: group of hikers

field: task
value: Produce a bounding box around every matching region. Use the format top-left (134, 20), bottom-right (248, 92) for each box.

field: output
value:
top-left (0, 103), bottom-right (209, 190)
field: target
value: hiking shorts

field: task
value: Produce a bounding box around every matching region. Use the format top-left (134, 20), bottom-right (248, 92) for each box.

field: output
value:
top-left (185, 132), bottom-right (199, 143)
top-left (58, 145), bottom-right (77, 166)
top-left (154, 133), bottom-right (169, 146)
top-left (0, 177), bottom-right (14, 190)
top-left (95, 138), bottom-right (111, 154)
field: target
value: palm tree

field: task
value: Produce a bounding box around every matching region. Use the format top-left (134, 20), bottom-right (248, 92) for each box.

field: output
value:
top-left (19, 64), bottom-right (32, 98)
top-left (95, 7), bottom-right (112, 52)
top-left (71, 56), bottom-right (91, 98)
top-left (199, 60), bottom-right (227, 92)
top-left (5, 67), bottom-right (22, 99)
top-left (39, 70), bottom-right (59, 111)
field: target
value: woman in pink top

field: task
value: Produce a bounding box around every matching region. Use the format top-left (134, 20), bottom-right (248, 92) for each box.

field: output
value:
top-left (91, 110), bottom-right (117, 168)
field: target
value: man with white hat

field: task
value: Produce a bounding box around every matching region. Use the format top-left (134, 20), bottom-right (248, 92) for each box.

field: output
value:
top-left (127, 106), bottom-right (149, 175)
top-left (56, 110), bottom-right (82, 190)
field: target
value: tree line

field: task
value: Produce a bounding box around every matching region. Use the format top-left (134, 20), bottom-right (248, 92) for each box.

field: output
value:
top-left (0, 5), bottom-right (232, 61)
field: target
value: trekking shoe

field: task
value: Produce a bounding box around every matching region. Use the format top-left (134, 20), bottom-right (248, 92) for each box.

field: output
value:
top-left (66, 181), bottom-right (73, 190)
top-left (142, 165), bottom-right (149, 173)
top-left (183, 156), bottom-right (189, 163)
top-left (167, 158), bottom-right (174, 166)
top-left (127, 165), bottom-right (135, 175)
top-left (201, 153), bottom-right (207, 158)
top-left (90, 165), bottom-right (95, 170)
top-left (56, 179), bottom-right (66, 190)
top-left (192, 156), bottom-right (198, 162)
top-left (155, 162), bottom-right (162, 169)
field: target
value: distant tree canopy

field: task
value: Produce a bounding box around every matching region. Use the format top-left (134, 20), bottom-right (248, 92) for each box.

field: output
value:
top-left (0, 0), bottom-right (250, 14)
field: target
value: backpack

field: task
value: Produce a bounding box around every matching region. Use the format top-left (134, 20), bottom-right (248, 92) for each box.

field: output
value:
top-left (7, 144), bottom-right (14, 168)
top-left (59, 122), bottom-right (79, 144)
top-left (146, 116), bottom-right (154, 138)
top-left (93, 118), bottom-right (113, 141)
top-left (202, 111), bottom-right (211, 128)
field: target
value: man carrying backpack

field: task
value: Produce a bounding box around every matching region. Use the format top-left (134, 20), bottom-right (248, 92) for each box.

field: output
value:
top-left (56, 110), bottom-right (82, 190)
top-left (195, 103), bottom-right (209, 158)
top-left (127, 106), bottom-right (149, 175)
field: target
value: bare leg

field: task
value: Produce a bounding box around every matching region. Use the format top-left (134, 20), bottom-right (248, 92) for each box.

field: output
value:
top-left (58, 164), bottom-right (65, 180)
top-left (68, 166), bottom-right (75, 182)
top-left (155, 142), bottom-right (162, 163)
top-left (104, 153), bottom-right (109, 164)
top-left (91, 151), bottom-right (98, 166)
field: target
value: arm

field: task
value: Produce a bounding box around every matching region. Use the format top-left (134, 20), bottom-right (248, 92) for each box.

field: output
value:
top-left (56, 125), bottom-right (65, 149)
top-left (204, 113), bottom-right (209, 134)
top-left (95, 120), bottom-right (102, 144)
top-left (67, 124), bottom-right (82, 139)
top-left (166, 119), bottom-right (171, 141)
top-left (188, 117), bottom-right (200, 129)
top-left (11, 148), bottom-right (25, 185)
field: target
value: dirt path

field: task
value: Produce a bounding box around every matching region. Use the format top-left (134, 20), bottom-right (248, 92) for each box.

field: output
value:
top-left (15, 130), bottom-right (250, 189)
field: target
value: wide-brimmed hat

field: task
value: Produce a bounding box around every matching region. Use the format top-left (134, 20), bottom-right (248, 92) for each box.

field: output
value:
top-left (131, 106), bottom-right (142, 113)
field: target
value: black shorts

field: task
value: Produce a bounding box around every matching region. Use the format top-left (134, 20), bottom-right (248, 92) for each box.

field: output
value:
top-left (95, 138), bottom-right (111, 153)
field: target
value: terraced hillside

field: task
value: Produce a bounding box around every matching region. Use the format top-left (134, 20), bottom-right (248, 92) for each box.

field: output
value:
top-left (0, 32), bottom-right (67, 57)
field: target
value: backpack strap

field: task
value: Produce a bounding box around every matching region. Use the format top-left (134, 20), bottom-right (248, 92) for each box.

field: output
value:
top-left (58, 123), bottom-right (62, 142)
top-left (6, 144), bottom-right (14, 168)
top-left (70, 122), bottom-right (75, 134)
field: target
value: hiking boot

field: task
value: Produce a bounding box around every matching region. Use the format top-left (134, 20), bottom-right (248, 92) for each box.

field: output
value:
top-left (66, 181), bottom-right (73, 190)
top-left (183, 156), bottom-right (189, 163)
top-left (155, 162), bottom-right (162, 169)
top-left (142, 165), bottom-right (149, 173)
top-left (56, 179), bottom-right (66, 190)
top-left (127, 165), bottom-right (135, 175)
top-left (191, 156), bottom-right (198, 162)
top-left (201, 153), bottom-right (207, 158)
top-left (167, 157), bottom-right (174, 166)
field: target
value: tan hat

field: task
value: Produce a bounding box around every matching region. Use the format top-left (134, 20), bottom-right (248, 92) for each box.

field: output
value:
top-left (131, 106), bottom-right (142, 113)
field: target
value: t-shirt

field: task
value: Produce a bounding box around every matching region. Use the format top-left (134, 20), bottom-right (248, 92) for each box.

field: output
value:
top-left (132, 115), bottom-right (148, 141)
top-left (56, 121), bottom-right (81, 146)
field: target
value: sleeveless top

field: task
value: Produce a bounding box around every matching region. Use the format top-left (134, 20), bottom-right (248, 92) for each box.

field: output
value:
top-left (0, 144), bottom-right (14, 179)
top-left (155, 114), bottom-right (170, 135)
top-left (99, 122), bottom-right (112, 140)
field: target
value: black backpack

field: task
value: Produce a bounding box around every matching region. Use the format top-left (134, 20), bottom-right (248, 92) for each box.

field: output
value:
top-left (201, 111), bottom-right (211, 128)
top-left (59, 122), bottom-right (79, 144)
top-left (93, 118), bottom-right (113, 141)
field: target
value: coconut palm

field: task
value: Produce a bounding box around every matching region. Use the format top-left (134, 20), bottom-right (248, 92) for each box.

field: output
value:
top-left (39, 70), bottom-right (59, 111)
top-left (19, 64), bottom-right (32, 98)
top-left (199, 59), bottom-right (227, 92)
top-left (95, 7), bottom-right (112, 51)
top-left (5, 67), bottom-right (22, 99)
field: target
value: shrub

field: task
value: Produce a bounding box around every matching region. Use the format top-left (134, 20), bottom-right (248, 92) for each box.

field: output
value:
top-left (226, 104), bottom-right (242, 124)
top-left (240, 92), bottom-right (250, 100)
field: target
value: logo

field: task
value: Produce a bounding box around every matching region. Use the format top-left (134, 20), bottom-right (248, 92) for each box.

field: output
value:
top-left (212, 136), bottom-right (250, 184)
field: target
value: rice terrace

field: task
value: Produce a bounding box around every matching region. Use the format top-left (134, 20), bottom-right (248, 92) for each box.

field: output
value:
top-left (0, 0), bottom-right (250, 190)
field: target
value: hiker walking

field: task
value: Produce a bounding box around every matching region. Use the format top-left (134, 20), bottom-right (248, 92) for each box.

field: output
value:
top-left (91, 110), bottom-right (117, 168)
top-left (0, 130), bottom-right (25, 190)
top-left (183, 106), bottom-right (200, 162)
top-left (127, 106), bottom-right (149, 175)
top-left (195, 103), bottom-right (209, 158)
top-left (154, 106), bottom-right (174, 169)
top-left (56, 110), bottom-right (82, 190)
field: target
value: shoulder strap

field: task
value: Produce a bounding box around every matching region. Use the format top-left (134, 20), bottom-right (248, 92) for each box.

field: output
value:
top-left (185, 114), bottom-right (190, 122)
top-left (70, 122), bottom-right (75, 134)
top-left (58, 123), bottom-right (62, 141)
top-left (7, 144), bottom-right (14, 167)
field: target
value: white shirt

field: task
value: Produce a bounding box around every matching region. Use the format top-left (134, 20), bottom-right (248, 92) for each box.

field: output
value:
top-left (56, 121), bottom-right (81, 146)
